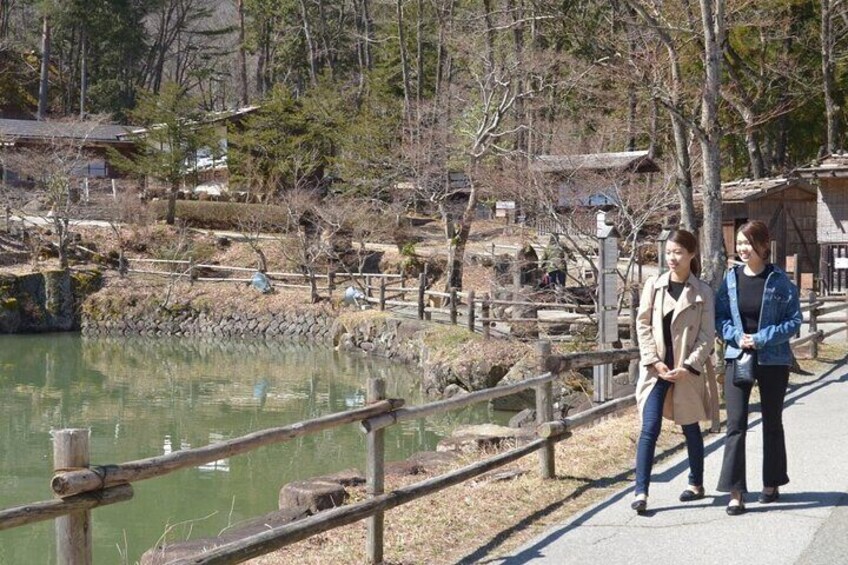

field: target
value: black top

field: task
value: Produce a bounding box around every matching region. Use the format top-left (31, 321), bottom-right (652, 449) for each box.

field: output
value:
top-left (661, 281), bottom-right (698, 374)
top-left (736, 265), bottom-right (771, 334)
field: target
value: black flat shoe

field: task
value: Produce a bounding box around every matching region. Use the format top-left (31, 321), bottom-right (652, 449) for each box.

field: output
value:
top-left (631, 498), bottom-right (647, 514)
top-left (679, 488), bottom-right (705, 502)
top-left (759, 489), bottom-right (780, 504)
top-left (726, 502), bottom-right (746, 516)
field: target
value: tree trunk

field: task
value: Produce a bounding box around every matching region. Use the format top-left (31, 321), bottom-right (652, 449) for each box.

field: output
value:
top-left (299, 0), bottom-right (318, 86)
top-left (237, 0), bottom-right (249, 106)
top-left (38, 16), bottom-right (51, 120)
top-left (396, 0), bottom-right (411, 118)
top-left (822, 0), bottom-right (838, 154)
top-left (79, 32), bottom-right (87, 120)
top-left (699, 0), bottom-right (726, 289)
top-left (167, 180), bottom-right (179, 225)
top-left (671, 114), bottom-right (696, 231)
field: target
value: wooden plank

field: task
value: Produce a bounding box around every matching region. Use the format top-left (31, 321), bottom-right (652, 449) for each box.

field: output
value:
top-left (0, 485), bottom-right (133, 531)
top-left (170, 439), bottom-right (548, 565)
top-left (361, 348), bottom-right (640, 432)
top-left (51, 400), bottom-right (404, 498)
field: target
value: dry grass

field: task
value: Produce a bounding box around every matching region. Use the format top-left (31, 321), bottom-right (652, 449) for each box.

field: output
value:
top-left (250, 343), bottom-right (848, 565)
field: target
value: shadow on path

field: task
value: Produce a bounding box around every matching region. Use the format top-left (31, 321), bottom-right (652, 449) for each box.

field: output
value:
top-left (459, 354), bottom-right (848, 565)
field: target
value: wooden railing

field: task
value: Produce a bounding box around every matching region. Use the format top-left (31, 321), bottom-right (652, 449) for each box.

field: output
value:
top-left (0, 345), bottom-right (641, 565)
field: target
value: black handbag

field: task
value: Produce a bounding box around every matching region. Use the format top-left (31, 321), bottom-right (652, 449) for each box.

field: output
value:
top-left (731, 351), bottom-right (756, 386)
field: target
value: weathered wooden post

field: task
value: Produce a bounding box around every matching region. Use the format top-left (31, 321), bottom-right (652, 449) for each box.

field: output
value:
top-left (482, 294), bottom-right (491, 339)
top-left (809, 291), bottom-right (819, 359)
top-left (657, 228), bottom-right (670, 276)
top-left (417, 273), bottom-right (426, 320)
top-left (449, 288), bottom-right (458, 324)
top-left (187, 255), bottom-right (195, 285)
top-left (328, 271), bottom-right (336, 300)
top-left (467, 290), bottom-right (476, 333)
top-left (365, 275), bottom-right (372, 297)
top-left (365, 378), bottom-right (386, 564)
top-left (792, 254), bottom-right (801, 338)
top-left (595, 220), bottom-right (620, 402)
top-left (379, 279), bottom-right (386, 311)
top-left (535, 341), bottom-right (555, 479)
top-left (53, 429), bottom-right (92, 565)
top-left (118, 250), bottom-right (126, 278)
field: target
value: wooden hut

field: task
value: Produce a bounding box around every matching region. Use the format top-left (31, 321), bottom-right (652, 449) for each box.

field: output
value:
top-left (714, 177), bottom-right (817, 284)
top-left (796, 154), bottom-right (848, 293)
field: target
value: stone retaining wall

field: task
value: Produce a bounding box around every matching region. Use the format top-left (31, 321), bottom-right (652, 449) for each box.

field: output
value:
top-left (82, 305), bottom-right (337, 342)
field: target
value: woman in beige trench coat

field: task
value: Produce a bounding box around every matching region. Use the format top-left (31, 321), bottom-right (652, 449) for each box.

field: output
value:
top-left (631, 229), bottom-right (720, 514)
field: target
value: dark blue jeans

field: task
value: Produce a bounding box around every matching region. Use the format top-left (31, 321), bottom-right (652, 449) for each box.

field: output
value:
top-left (635, 377), bottom-right (704, 496)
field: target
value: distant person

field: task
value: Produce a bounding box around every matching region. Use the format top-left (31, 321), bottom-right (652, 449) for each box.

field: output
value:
top-left (632, 229), bottom-right (718, 514)
top-left (716, 220), bottom-right (802, 515)
top-left (542, 235), bottom-right (567, 288)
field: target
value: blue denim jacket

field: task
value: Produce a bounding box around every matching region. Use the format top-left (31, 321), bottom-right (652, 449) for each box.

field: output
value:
top-left (715, 265), bottom-right (802, 365)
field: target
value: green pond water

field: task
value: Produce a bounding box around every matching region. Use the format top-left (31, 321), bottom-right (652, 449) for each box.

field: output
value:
top-left (0, 334), bottom-right (507, 564)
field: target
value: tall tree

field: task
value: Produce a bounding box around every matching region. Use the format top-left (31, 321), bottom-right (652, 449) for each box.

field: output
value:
top-left (110, 83), bottom-right (217, 225)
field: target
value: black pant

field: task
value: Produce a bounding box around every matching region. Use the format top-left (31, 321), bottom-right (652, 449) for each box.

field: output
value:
top-left (717, 360), bottom-right (790, 493)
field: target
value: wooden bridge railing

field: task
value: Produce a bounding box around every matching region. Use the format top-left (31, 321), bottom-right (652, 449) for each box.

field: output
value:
top-left (0, 344), bottom-right (642, 565)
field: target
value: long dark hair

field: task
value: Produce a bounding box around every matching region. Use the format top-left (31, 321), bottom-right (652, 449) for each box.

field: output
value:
top-left (737, 220), bottom-right (771, 261)
top-left (667, 229), bottom-right (701, 276)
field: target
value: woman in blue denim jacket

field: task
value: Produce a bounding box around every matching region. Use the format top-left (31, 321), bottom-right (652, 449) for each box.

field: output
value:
top-left (715, 220), bottom-right (802, 516)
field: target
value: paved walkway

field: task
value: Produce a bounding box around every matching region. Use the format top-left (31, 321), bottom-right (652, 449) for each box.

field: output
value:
top-left (494, 356), bottom-right (848, 565)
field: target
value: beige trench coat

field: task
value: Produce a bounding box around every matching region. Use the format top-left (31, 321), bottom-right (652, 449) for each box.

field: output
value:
top-left (635, 272), bottom-right (720, 428)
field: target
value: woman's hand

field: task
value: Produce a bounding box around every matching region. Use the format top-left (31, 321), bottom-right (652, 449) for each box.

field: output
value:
top-left (663, 367), bottom-right (692, 382)
top-left (653, 361), bottom-right (670, 377)
top-left (740, 334), bottom-right (756, 349)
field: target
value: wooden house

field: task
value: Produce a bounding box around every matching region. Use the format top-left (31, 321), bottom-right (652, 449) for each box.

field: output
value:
top-left (530, 150), bottom-right (661, 235)
top-left (714, 177), bottom-right (817, 282)
top-left (0, 118), bottom-right (135, 187)
top-left (795, 154), bottom-right (848, 293)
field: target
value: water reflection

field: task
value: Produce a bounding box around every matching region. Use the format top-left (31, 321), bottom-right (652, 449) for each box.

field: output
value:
top-left (0, 334), bottom-right (508, 565)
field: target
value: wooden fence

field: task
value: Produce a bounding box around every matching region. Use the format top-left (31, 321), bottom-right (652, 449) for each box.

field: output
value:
top-left (2, 305), bottom-right (845, 564)
top-left (1, 345), bottom-right (644, 565)
top-left (120, 255), bottom-right (404, 299)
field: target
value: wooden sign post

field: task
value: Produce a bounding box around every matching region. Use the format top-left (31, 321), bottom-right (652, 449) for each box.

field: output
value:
top-left (595, 219), bottom-right (620, 402)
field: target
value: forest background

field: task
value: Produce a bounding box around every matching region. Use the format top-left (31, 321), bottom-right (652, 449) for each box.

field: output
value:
top-left (0, 0), bottom-right (845, 288)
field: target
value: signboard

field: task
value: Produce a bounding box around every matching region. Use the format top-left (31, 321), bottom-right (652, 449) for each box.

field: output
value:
top-left (496, 201), bottom-right (516, 210)
top-left (835, 257), bottom-right (848, 270)
top-left (596, 211), bottom-right (607, 234)
top-left (602, 308), bottom-right (618, 343)
top-left (603, 272), bottom-right (618, 307)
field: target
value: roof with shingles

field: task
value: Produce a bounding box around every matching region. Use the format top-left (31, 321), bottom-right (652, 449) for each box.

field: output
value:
top-left (795, 153), bottom-right (848, 178)
top-left (695, 176), bottom-right (815, 203)
top-left (0, 118), bottom-right (133, 144)
top-left (531, 150), bottom-right (660, 174)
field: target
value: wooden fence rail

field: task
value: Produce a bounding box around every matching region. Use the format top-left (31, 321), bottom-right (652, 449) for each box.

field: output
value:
top-left (0, 344), bottom-right (656, 565)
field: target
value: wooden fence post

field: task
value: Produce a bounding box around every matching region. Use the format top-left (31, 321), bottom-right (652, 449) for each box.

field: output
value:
top-left (365, 378), bottom-right (386, 564)
top-left (379, 279), bottom-right (386, 311)
top-left (418, 273), bottom-right (426, 320)
top-left (449, 288), bottom-right (458, 324)
top-left (844, 292), bottom-right (848, 338)
top-left (328, 271), bottom-right (336, 300)
top-left (366, 275), bottom-right (372, 297)
top-left (118, 250), bottom-right (126, 278)
top-left (467, 290), bottom-right (476, 333)
top-left (628, 285), bottom-right (640, 385)
top-left (54, 429), bottom-right (92, 565)
top-left (809, 291), bottom-right (818, 359)
top-left (188, 255), bottom-right (195, 285)
top-left (535, 341), bottom-right (555, 479)
top-left (482, 295), bottom-right (491, 339)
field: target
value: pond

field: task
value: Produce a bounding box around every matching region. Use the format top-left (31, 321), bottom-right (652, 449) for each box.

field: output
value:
top-left (0, 334), bottom-right (506, 564)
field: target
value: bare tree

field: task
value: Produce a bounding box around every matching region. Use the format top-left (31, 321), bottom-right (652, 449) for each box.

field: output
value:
top-left (5, 120), bottom-right (104, 269)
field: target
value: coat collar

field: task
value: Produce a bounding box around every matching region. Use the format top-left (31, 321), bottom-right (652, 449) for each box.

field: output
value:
top-left (654, 271), bottom-right (703, 301)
